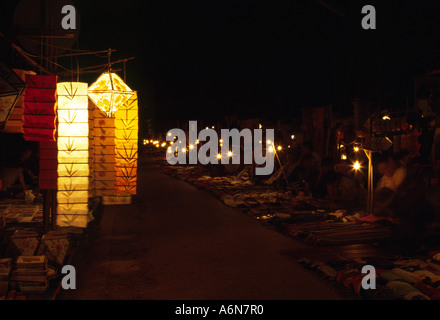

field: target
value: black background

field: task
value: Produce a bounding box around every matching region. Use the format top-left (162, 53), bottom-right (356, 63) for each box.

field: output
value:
top-left (2, 0), bottom-right (440, 133)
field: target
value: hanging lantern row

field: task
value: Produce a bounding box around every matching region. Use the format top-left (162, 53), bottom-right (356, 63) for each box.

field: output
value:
top-left (2, 70), bottom-right (139, 228)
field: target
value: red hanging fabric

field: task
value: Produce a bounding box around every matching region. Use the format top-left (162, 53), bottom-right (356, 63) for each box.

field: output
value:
top-left (23, 75), bottom-right (57, 141)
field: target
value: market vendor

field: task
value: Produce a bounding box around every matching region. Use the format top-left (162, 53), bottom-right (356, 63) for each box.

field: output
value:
top-left (0, 166), bottom-right (28, 195)
top-left (324, 171), bottom-right (361, 210)
top-left (373, 154), bottom-right (407, 216)
top-left (374, 153), bottom-right (433, 224)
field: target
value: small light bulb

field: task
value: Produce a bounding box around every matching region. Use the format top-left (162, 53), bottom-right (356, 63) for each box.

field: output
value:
top-left (228, 151), bottom-right (233, 157)
top-left (217, 154), bottom-right (222, 160)
top-left (353, 161), bottom-right (361, 170)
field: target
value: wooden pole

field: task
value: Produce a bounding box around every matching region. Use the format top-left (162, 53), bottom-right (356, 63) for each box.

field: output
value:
top-left (50, 189), bottom-right (57, 231)
top-left (43, 190), bottom-right (50, 234)
top-left (364, 149), bottom-right (374, 215)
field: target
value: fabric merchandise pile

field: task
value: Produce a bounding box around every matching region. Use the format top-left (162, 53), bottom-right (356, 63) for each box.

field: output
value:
top-left (0, 197), bottom-right (101, 299)
top-left (160, 163), bottom-right (425, 246)
top-left (299, 252), bottom-right (440, 300)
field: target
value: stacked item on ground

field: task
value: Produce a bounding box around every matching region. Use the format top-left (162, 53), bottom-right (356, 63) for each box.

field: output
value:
top-left (0, 258), bottom-right (12, 299)
top-left (287, 220), bottom-right (393, 246)
top-left (37, 230), bottom-right (71, 268)
top-left (7, 229), bottom-right (40, 256)
top-left (2, 204), bottom-right (41, 224)
top-left (299, 252), bottom-right (440, 300)
top-left (14, 256), bottom-right (48, 293)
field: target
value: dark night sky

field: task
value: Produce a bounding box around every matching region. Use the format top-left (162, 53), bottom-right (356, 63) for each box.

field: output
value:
top-left (3, 0), bottom-right (440, 132)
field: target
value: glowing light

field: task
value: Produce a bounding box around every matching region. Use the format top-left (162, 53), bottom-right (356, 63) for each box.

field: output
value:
top-left (341, 154), bottom-right (347, 160)
top-left (277, 146), bottom-right (282, 151)
top-left (115, 93), bottom-right (139, 195)
top-left (57, 82), bottom-right (89, 228)
top-left (196, 139), bottom-right (200, 144)
top-left (170, 141), bottom-right (174, 145)
top-left (354, 146), bottom-right (360, 152)
top-left (382, 115), bottom-right (391, 120)
top-left (161, 142), bottom-right (167, 147)
top-left (291, 135), bottom-right (295, 140)
top-left (227, 151), bottom-right (233, 157)
top-left (189, 144), bottom-right (194, 150)
top-left (143, 139), bottom-right (148, 145)
top-left (182, 148), bottom-right (187, 153)
top-left (353, 161), bottom-right (361, 170)
top-left (217, 154), bottom-right (222, 160)
top-left (88, 72), bottom-right (134, 117)
top-left (259, 124), bottom-right (262, 129)
top-left (339, 144), bottom-right (345, 149)
top-left (268, 146), bottom-right (274, 153)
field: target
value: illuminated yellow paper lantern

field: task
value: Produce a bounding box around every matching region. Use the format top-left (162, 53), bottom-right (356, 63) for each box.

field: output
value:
top-left (115, 92), bottom-right (138, 195)
top-left (88, 72), bottom-right (134, 117)
top-left (57, 82), bottom-right (90, 228)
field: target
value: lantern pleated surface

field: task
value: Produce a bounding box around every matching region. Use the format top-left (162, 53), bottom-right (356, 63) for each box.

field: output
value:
top-left (88, 72), bottom-right (134, 117)
top-left (115, 92), bottom-right (138, 195)
top-left (57, 82), bottom-right (89, 228)
top-left (92, 107), bottom-right (116, 196)
top-left (24, 75), bottom-right (57, 141)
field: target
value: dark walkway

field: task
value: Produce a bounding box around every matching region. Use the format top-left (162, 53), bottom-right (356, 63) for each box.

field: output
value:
top-left (60, 157), bottom-right (341, 300)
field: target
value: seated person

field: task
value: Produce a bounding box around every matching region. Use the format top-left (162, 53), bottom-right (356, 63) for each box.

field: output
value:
top-left (374, 154), bottom-right (433, 238)
top-left (289, 153), bottom-right (320, 195)
top-left (312, 157), bottom-right (334, 198)
top-left (0, 166), bottom-right (28, 196)
top-left (324, 171), bottom-right (361, 210)
top-left (376, 154), bottom-right (407, 192)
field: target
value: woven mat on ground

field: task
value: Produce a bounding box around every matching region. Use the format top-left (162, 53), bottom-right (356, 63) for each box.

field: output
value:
top-left (286, 221), bottom-right (394, 246)
top-left (299, 252), bottom-right (440, 300)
